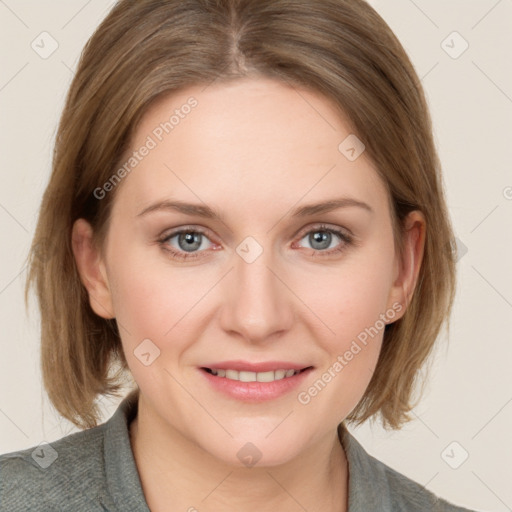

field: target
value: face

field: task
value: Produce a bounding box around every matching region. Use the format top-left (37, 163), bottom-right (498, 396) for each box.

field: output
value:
top-left (74, 76), bottom-right (422, 467)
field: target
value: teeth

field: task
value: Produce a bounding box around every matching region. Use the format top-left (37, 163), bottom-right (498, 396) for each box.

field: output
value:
top-left (208, 368), bottom-right (301, 382)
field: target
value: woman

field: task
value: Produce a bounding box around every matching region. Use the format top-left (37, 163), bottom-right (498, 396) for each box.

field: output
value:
top-left (0, 0), bottom-right (479, 510)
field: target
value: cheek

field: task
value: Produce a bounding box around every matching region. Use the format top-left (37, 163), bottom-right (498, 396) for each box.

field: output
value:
top-left (296, 242), bottom-right (395, 407)
top-left (296, 275), bottom-right (390, 423)
top-left (300, 241), bottom-right (395, 346)
top-left (106, 238), bottom-right (214, 357)
top-left (107, 253), bottom-right (194, 392)
top-left (338, 263), bottom-right (393, 338)
top-left (319, 272), bottom-right (388, 377)
top-left (105, 237), bottom-right (177, 345)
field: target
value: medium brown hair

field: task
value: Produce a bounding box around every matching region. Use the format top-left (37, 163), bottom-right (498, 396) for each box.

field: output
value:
top-left (25, 0), bottom-right (456, 430)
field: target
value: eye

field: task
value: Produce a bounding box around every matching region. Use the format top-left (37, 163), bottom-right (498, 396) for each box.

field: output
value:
top-left (158, 223), bottom-right (354, 262)
top-left (295, 224), bottom-right (354, 257)
top-left (158, 227), bottom-right (215, 261)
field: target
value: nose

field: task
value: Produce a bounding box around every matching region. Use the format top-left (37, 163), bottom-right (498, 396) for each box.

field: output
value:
top-left (219, 243), bottom-right (294, 344)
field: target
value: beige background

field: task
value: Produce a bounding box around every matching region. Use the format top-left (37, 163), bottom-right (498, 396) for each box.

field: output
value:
top-left (0, 1), bottom-right (511, 511)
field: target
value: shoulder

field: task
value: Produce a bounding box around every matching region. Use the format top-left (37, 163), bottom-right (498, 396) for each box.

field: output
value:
top-left (0, 422), bottom-right (110, 511)
top-left (376, 456), bottom-right (476, 512)
top-left (338, 424), bottom-right (479, 512)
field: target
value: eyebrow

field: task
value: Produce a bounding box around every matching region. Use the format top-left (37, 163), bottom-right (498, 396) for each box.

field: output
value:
top-left (137, 196), bottom-right (373, 221)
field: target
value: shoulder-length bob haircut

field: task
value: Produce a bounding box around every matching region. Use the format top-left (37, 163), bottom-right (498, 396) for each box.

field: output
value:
top-left (25, 0), bottom-right (456, 430)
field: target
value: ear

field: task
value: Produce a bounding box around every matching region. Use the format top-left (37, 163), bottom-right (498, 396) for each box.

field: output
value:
top-left (386, 210), bottom-right (426, 320)
top-left (71, 218), bottom-right (115, 319)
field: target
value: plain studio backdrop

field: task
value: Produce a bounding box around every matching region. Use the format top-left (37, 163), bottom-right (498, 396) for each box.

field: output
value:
top-left (0, 1), bottom-right (511, 511)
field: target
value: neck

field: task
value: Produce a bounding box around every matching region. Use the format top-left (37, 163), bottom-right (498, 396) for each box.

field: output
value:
top-left (129, 395), bottom-right (349, 512)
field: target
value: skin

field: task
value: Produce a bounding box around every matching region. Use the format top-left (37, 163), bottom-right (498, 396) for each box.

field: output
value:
top-left (72, 76), bottom-right (425, 512)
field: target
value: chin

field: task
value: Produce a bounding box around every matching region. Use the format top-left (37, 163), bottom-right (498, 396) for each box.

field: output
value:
top-left (200, 432), bottom-right (306, 469)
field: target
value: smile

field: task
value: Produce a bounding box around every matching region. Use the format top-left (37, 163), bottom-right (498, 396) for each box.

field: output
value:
top-left (199, 366), bottom-right (313, 402)
top-left (203, 368), bottom-right (306, 382)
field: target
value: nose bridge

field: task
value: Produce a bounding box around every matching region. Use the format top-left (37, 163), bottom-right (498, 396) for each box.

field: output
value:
top-left (220, 236), bottom-right (293, 342)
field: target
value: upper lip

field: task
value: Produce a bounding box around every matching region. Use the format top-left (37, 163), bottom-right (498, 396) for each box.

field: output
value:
top-left (201, 360), bottom-right (313, 372)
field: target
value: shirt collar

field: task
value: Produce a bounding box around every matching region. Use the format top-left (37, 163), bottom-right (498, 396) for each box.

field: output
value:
top-left (103, 388), bottom-right (150, 511)
top-left (338, 422), bottom-right (392, 511)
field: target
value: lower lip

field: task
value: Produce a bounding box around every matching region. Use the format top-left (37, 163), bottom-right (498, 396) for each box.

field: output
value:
top-left (199, 367), bottom-right (314, 402)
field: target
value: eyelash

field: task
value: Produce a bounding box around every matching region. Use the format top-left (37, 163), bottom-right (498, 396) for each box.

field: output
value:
top-left (157, 224), bottom-right (354, 262)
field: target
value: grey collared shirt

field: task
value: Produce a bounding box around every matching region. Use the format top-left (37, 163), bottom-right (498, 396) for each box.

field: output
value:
top-left (0, 390), bottom-right (480, 511)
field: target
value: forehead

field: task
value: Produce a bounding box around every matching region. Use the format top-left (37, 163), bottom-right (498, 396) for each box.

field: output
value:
top-left (112, 77), bottom-right (388, 219)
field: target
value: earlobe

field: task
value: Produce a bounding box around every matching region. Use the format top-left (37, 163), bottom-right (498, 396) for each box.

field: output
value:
top-left (387, 211), bottom-right (426, 318)
top-left (71, 218), bottom-right (115, 319)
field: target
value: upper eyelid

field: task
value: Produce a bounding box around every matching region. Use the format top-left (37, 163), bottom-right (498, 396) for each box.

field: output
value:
top-left (296, 223), bottom-right (351, 238)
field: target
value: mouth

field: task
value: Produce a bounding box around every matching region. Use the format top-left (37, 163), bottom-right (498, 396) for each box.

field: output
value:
top-left (198, 360), bottom-right (315, 401)
top-left (201, 366), bottom-right (312, 383)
